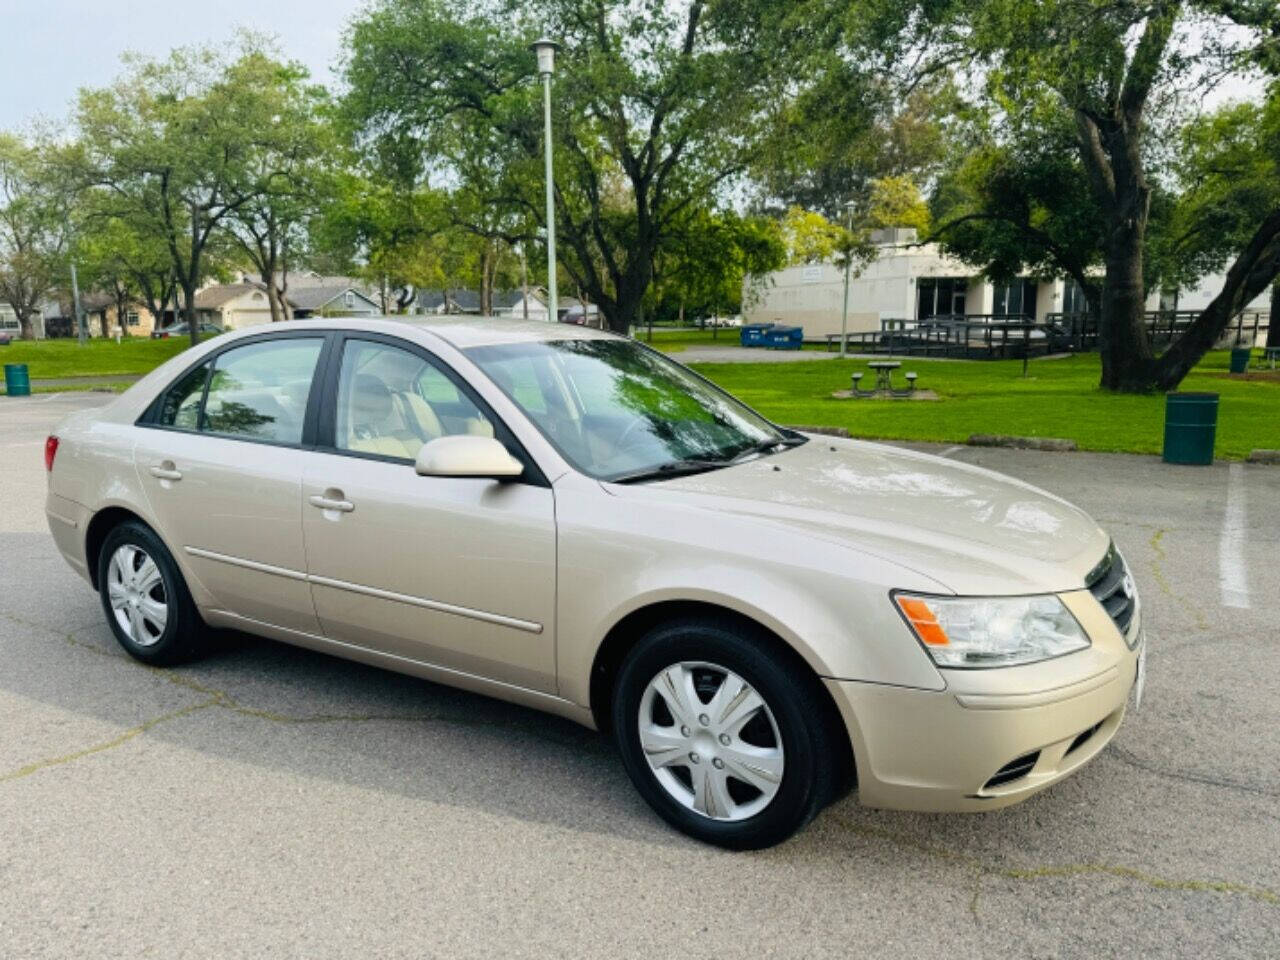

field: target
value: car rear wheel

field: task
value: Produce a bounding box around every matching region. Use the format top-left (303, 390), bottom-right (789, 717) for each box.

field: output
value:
top-left (612, 617), bottom-right (841, 849)
top-left (97, 521), bottom-right (207, 665)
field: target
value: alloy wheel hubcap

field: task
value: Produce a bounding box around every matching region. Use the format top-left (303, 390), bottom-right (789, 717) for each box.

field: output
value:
top-left (638, 661), bottom-right (785, 822)
top-left (107, 544), bottom-right (168, 647)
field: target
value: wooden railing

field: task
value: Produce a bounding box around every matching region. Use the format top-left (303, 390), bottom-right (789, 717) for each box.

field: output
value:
top-left (824, 309), bottom-right (1271, 358)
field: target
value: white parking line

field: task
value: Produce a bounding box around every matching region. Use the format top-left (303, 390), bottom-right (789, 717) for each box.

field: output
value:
top-left (1219, 462), bottom-right (1250, 609)
top-left (939, 445), bottom-right (965, 458)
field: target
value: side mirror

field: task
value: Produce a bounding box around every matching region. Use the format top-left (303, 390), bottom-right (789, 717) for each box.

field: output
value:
top-left (415, 435), bottom-right (524, 480)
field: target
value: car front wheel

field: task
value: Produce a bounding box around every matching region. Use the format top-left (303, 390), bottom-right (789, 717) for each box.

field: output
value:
top-left (612, 617), bottom-right (842, 849)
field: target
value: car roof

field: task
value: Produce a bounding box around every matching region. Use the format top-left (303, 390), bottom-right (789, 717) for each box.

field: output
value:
top-left (242, 314), bottom-right (620, 349)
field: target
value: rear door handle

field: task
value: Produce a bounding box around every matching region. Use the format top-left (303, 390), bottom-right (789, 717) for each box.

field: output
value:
top-left (149, 462), bottom-right (182, 481)
top-left (309, 494), bottom-right (355, 513)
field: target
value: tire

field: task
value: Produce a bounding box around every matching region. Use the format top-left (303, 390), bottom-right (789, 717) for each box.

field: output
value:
top-left (612, 617), bottom-right (842, 849)
top-left (96, 520), bottom-right (207, 665)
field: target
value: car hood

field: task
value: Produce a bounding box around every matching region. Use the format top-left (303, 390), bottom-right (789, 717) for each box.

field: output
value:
top-left (603, 437), bottom-right (1110, 595)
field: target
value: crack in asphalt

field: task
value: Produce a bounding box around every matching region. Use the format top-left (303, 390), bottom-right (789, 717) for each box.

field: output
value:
top-left (0, 699), bottom-right (220, 785)
top-left (1105, 743), bottom-right (1280, 799)
top-left (0, 617), bottom-right (599, 788)
top-left (828, 817), bottom-right (1280, 912)
top-left (1147, 527), bottom-right (1210, 631)
top-left (3, 613), bottom-right (1276, 914)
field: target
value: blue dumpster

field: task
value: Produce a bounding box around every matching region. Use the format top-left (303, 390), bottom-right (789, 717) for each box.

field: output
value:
top-left (4, 363), bottom-right (30, 397)
top-left (763, 326), bottom-right (803, 350)
top-left (740, 323), bottom-right (775, 347)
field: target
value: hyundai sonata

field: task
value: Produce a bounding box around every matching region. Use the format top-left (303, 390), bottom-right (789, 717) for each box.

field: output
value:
top-left (45, 317), bottom-right (1144, 848)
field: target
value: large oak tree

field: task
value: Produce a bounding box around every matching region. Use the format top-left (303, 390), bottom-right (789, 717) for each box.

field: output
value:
top-left (903, 0), bottom-right (1280, 391)
top-left (342, 0), bottom-right (794, 334)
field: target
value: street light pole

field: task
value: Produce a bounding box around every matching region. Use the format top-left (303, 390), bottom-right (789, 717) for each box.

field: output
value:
top-left (839, 198), bottom-right (856, 358)
top-left (531, 38), bottom-right (560, 324)
top-left (70, 259), bottom-right (86, 346)
top-left (65, 213), bottom-right (87, 346)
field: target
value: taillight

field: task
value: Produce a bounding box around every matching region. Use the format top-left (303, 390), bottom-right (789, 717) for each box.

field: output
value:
top-left (44, 435), bottom-right (59, 472)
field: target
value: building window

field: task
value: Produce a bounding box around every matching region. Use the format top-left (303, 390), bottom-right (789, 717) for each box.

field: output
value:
top-left (1062, 280), bottom-right (1091, 315)
top-left (992, 280), bottom-right (1037, 318)
top-left (916, 278), bottom-right (967, 320)
top-left (344, 291), bottom-right (355, 308)
top-left (126, 311), bottom-right (140, 327)
top-left (0, 313), bottom-right (18, 331)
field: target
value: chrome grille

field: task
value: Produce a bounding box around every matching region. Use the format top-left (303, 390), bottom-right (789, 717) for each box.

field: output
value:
top-left (1086, 544), bottom-right (1136, 638)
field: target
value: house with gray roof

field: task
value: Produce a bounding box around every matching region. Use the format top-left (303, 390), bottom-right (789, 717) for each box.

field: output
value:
top-left (416, 288), bottom-right (525, 316)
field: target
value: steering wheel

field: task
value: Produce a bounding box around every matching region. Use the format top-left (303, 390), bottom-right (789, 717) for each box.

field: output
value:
top-left (611, 416), bottom-right (653, 458)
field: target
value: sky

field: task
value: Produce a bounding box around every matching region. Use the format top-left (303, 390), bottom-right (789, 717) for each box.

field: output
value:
top-left (0, 0), bottom-right (362, 131)
top-left (1, 1), bottom-right (1268, 133)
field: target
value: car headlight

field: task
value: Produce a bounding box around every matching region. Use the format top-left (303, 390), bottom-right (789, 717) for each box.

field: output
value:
top-left (893, 593), bottom-right (1090, 668)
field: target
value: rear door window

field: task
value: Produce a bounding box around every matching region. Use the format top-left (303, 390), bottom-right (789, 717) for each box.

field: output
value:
top-left (201, 338), bottom-right (324, 444)
top-left (156, 361), bottom-right (211, 429)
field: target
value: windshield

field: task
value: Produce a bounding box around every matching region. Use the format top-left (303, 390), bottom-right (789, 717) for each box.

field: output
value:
top-left (464, 338), bottom-right (786, 481)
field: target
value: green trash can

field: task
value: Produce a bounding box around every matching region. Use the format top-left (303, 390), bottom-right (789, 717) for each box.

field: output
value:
top-left (1229, 347), bottom-right (1252, 373)
top-left (1163, 392), bottom-right (1218, 465)
top-left (3, 363), bottom-right (30, 397)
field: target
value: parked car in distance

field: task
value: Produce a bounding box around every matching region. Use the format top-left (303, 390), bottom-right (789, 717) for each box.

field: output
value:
top-left (44, 316), bottom-right (1144, 848)
top-left (151, 321), bottom-right (224, 340)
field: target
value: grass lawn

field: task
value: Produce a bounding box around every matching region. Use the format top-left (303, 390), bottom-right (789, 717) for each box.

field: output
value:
top-left (0, 337), bottom-right (191, 380)
top-left (4, 334), bottom-right (1274, 459)
top-left (640, 327), bottom-right (828, 352)
top-left (638, 327), bottom-right (741, 350)
top-left (689, 351), bottom-right (1280, 460)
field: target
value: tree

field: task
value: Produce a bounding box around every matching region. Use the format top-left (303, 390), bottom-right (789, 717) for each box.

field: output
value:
top-left (1153, 91), bottom-right (1280, 379)
top-left (310, 168), bottom-right (451, 310)
top-left (0, 134), bottom-right (65, 339)
top-left (77, 205), bottom-right (177, 337)
top-left (654, 209), bottom-right (785, 322)
top-left (222, 56), bottom-right (335, 323)
top-left (343, 0), bottom-right (793, 335)
top-left (75, 44), bottom-right (287, 346)
top-left (908, 0), bottom-right (1280, 390)
top-left (866, 176), bottom-right (930, 234)
top-left (779, 207), bottom-right (845, 266)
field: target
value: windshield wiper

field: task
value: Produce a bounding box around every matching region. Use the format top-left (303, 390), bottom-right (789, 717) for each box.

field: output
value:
top-left (728, 434), bottom-right (808, 463)
top-left (608, 458), bottom-right (733, 484)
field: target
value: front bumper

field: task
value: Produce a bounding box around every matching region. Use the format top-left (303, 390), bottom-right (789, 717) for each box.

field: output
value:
top-left (826, 589), bottom-right (1141, 812)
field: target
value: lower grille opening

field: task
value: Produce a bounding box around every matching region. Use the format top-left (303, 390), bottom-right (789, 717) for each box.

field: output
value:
top-left (983, 750), bottom-right (1040, 789)
top-left (1065, 720), bottom-right (1104, 757)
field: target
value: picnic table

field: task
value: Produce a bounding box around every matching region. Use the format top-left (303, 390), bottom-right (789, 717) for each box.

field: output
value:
top-left (867, 360), bottom-right (901, 392)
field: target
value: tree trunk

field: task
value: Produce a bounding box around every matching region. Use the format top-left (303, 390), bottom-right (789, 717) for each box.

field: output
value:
top-left (1095, 146), bottom-right (1157, 390)
top-left (480, 244), bottom-right (494, 317)
top-left (265, 282), bottom-right (286, 324)
top-left (179, 277), bottom-right (199, 347)
top-left (1152, 209), bottom-right (1280, 389)
top-left (17, 312), bottom-right (36, 340)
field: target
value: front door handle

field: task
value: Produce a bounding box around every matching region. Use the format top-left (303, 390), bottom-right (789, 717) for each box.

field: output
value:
top-left (149, 461), bottom-right (182, 481)
top-left (309, 493), bottom-right (355, 513)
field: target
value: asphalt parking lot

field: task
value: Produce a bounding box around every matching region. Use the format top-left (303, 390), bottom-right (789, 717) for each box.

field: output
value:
top-left (1, 392), bottom-right (1277, 959)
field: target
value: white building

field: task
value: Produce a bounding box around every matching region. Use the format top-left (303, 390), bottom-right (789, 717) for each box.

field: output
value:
top-left (744, 228), bottom-right (1270, 341)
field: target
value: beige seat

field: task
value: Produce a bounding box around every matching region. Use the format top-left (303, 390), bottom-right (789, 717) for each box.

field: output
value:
top-left (395, 389), bottom-right (493, 440)
top-left (345, 374), bottom-right (422, 460)
top-left (392, 391), bottom-right (444, 441)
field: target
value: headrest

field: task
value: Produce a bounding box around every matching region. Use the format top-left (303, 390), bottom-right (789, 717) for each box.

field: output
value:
top-left (350, 373), bottom-right (393, 423)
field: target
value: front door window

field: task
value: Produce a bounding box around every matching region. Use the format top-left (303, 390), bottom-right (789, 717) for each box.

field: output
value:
top-left (334, 339), bottom-right (494, 461)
